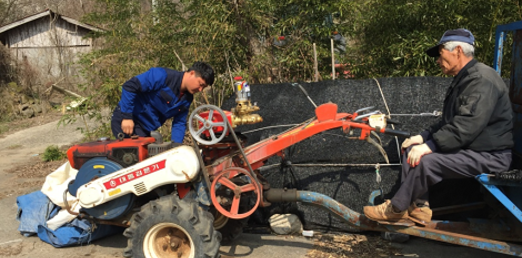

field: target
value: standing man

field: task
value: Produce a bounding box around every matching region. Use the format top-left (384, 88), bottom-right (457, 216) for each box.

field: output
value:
top-left (111, 61), bottom-right (215, 143)
top-left (363, 29), bottom-right (513, 225)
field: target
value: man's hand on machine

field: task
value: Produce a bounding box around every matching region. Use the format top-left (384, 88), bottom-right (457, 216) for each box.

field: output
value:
top-left (401, 135), bottom-right (424, 150)
top-left (121, 119), bottom-right (135, 135)
top-left (407, 144), bottom-right (432, 167)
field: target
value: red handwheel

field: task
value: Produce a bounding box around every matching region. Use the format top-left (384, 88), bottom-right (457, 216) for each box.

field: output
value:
top-left (210, 167), bottom-right (261, 219)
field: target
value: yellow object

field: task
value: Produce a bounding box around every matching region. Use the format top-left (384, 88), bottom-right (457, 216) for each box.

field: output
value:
top-left (108, 188), bottom-right (122, 196)
top-left (93, 165), bottom-right (105, 169)
top-left (369, 114), bottom-right (387, 129)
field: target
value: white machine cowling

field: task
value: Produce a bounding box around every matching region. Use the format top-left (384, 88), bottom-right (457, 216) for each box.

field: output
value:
top-left (76, 145), bottom-right (200, 208)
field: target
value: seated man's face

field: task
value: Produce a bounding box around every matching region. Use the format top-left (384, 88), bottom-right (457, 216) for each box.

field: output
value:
top-left (436, 45), bottom-right (461, 76)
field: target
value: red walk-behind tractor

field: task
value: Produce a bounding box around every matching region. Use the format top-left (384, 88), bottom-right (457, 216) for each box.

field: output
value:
top-left (63, 79), bottom-right (413, 258)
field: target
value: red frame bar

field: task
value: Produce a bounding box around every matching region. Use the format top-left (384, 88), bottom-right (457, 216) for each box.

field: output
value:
top-left (208, 103), bottom-right (380, 175)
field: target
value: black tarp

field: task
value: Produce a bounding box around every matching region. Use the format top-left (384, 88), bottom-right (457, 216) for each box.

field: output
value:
top-left (220, 77), bottom-right (495, 232)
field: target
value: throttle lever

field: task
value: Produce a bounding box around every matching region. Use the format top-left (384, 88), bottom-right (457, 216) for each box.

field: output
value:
top-left (381, 128), bottom-right (411, 138)
top-left (386, 117), bottom-right (402, 125)
top-left (353, 110), bottom-right (381, 122)
top-left (354, 106), bottom-right (375, 114)
top-left (291, 83), bottom-right (318, 108)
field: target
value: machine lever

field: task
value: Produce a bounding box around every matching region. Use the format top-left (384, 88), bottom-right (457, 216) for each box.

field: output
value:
top-left (382, 128), bottom-right (411, 138)
top-left (353, 110), bottom-right (381, 121)
top-left (291, 83), bottom-right (318, 108)
top-left (386, 118), bottom-right (402, 125)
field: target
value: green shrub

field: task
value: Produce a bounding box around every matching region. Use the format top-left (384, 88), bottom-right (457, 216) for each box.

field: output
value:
top-left (42, 145), bottom-right (66, 162)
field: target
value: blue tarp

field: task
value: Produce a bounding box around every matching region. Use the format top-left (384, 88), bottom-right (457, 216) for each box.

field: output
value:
top-left (16, 190), bottom-right (57, 237)
top-left (16, 191), bottom-right (123, 247)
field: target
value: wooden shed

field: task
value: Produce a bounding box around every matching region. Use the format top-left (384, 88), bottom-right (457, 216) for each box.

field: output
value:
top-left (0, 9), bottom-right (102, 87)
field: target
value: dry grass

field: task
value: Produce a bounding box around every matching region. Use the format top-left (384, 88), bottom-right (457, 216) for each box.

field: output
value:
top-left (0, 158), bottom-right (66, 200)
top-left (5, 158), bottom-right (65, 178)
top-left (7, 144), bottom-right (22, 149)
top-left (0, 243), bottom-right (23, 256)
top-left (307, 232), bottom-right (401, 258)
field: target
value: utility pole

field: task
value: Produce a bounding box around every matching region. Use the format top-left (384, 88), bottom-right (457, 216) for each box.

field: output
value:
top-left (331, 38), bottom-right (335, 80)
top-left (313, 43), bottom-right (319, 82)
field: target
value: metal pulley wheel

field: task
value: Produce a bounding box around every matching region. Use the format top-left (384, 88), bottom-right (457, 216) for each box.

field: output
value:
top-left (188, 105), bottom-right (229, 145)
top-left (210, 167), bottom-right (261, 219)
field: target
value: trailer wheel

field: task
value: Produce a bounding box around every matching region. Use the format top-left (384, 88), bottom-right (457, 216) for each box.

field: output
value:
top-left (123, 194), bottom-right (221, 258)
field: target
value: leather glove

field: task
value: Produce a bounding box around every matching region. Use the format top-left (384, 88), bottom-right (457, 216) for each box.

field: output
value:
top-left (401, 135), bottom-right (424, 149)
top-left (407, 143), bottom-right (432, 167)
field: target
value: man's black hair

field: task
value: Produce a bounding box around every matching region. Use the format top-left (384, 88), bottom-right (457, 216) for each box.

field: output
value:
top-left (188, 61), bottom-right (215, 86)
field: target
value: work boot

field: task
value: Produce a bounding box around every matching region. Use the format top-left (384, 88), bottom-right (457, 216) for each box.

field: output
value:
top-left (363, 200), bottom-right (410, 224)
top-left (408, 203), bottom-right (432, 225)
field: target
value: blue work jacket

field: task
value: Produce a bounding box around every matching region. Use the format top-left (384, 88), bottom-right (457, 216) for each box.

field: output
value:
top-left (118, 67), bottom-right (193, 143)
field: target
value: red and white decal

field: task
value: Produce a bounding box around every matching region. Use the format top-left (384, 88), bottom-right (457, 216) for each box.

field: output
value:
top-left (103, 160), bottom-right (166, 190)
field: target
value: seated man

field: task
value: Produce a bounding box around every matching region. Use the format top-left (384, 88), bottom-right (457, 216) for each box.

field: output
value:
top-left (363, 29), bottom-right (513, 225)
top-left (111, 61), bottom-right (214, 143)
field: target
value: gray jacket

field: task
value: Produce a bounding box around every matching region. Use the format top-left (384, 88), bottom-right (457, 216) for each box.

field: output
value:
top-left (423, 59), bottom-right (513, 152)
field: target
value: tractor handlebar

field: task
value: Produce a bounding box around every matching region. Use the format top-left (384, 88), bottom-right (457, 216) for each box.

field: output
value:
top-left (382, 128), bottom-right (411, 138)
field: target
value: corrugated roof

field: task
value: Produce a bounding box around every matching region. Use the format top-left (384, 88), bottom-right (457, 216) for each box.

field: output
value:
top-left (0, 9), bottom-right (103, 35)
top-left (61, 16), bottom-right (103, 32)
top-left (0, 9), bottom-right (51, 34)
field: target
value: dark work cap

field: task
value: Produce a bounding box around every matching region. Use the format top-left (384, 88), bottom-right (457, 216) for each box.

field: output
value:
top-left (426, 29), bottom-right (475, 57)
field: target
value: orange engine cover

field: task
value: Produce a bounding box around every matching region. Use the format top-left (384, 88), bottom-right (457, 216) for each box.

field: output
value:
top-left (67, 137), bottom-right (156, 169)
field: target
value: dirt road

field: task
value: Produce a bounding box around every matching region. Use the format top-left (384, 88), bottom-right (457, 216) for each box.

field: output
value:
top-left (0, 115), bottom-right (115, 257)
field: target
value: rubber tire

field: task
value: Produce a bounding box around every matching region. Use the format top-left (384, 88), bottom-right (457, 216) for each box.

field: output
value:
top-left (123, 193), bottom-right (221, 258)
